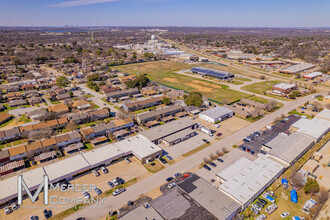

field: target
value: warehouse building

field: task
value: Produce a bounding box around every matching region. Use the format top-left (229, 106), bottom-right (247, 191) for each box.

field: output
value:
top-left (314, 109), bottom-right (330, 121)
top-left (190, 67), bottom-right (234, 80)
top-left (303, 72), bottom-right (323, 80)
top-left (178, 175), bottom-right (241, 220)
top-left (290, 117), bottom-right (330, 142)
top-left (218, 155), bottom-right (284, 209)
top-left (279, 63), bottom-right (316, 74)
top-left (216, 157), bottom-right (252, 183)
top-left (140, 118), bottom-right (197, 144)
top-left (272, 83), bottom-right (296, 95)
top-left (199, 106), bottom-right (233, 124)
top-left (264, 133), bottom-right (315, 167)
top-left (136, 105), bottom-right (184, 124)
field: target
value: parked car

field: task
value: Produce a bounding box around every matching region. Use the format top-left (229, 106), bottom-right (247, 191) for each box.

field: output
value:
top-left (250, 207), bottom-right (260, 215)
top-left (216, 132), bottom-right (222, 137)
top-left (30, 216), bottom-right (38, 220)
top-left (202, 139), bottom-right (210, 143)
top-left (94, 188), bottom-right (102, 195)
top-left (252, 203), bottom-right (262, 211)
top-left (168, 183), bottom-right (176, 189)
top-left (92, 170), bottom-right (100, 177)
top-left (203, 165), bottom-right (211, 171)
top-left (256, 214), bottom-right (267, 220)
top-left (281, 212), bottom-right (289, 218)
top-left (174, 173), bottom-right (182, 177)
top-left (209, 162), bottom-right (217, 167)
top-left (165, 155), bottom-right (173, 160)
top-left (11, 203), bottom-right (19, 210)
top-left (112, 179), bottom-right (119, 186)
top-left (112, 188), bottom-right (125, 196)
top-left (100, 167), bottom-right (108, 174)
top-left (82, 192), bottom-right (90, 199)
top-left (124, 157), bottom-right (131, 163)
top-left (116, 177), bottom-right (125, 185)
top-left (256, 201), bottom-right (264, 208)
top-left (160, 157), bottom-right (167, 164)
top-left (258, 198), bottom-right (268, 205)
top-left (180, 174), bottom-right (190, 180)
top-left (243, 138), bottom-right (250, 143)
top-left (43, 209), bottom-right (51, 219)
top-left (217, 158), bottom-right (224, 162)
top-left (108, 181), bottom-right (114, 188)
top-left (4, 206), bottom-right (11, 215)
top-left (166, 177), bottom-right (174, 182)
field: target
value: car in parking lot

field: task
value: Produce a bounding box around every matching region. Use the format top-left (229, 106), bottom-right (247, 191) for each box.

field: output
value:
top-left (30, 216), bottom-right (38, 220)
top-left (166, 177), bottom-right (174, 182)
top-left (250, 207), bottom-right (260, 215)
top-left (43, 209), bottom-right (51, 219)
top-left (112, 188), bottom-right (125, 196)
top-left (256, 201), bottom-right (265, 208)
top-left (92, 170), bottom-right (100, 177)
top-left (124, 157), bottom-right (131, 163)
top-left (217, 158), bottom-right (224, 162)
top-left (165, 155), bottom-right (173, 160)
top-left (258, 198), bottom-right (268, 205)
top-left (94, 188), bottom-right (102, 195)
top-left (203, 165), bottom-right (211, 171)
top-left (160, 157), bottom-right (167, 164)
top-left (243, 138), bottom-right (250, 143)
top-left (116, 177), bottom-right (125, 185)
top-left (112, 179), bottom-right (119, 186)
top-left (100, 167), bottom-right (108, 174)
top-left (252, 203), bottom-right (262, 211)
top-left (4, 206), bottom-right (11, 215)
top-left (11, 203), bottom-right (19, 211)
top-left (108, 181), bottom-right (114, 188)
top-left (216, 133), bottom-right (222, 137)
top-left (168, 183), bottom-right (176, 189)
top-left (82, 192), bottom-right (90, 199)
top-left (180, 174), bottom-right (190, 180)
top-left (202, 139), bottom-right (210, 143)
top-left (281, 212), bottom-right (289, 218)
top-left (209, 162), bottom-right (217, 167)
top-left (256, 214), bottom-right (266, 220)
top-left (174, 172), bottom-right (182, 177)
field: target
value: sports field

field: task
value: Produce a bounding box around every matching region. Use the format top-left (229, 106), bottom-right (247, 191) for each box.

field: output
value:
top-left (115, 61), bottom-right (250, 103)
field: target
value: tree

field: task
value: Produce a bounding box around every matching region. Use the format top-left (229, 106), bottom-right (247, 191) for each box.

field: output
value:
top-left (87, 81), bottom-right (99, 92)
top-left (260, 75), bottom-right (266, 80)
top-left (222, 147), bottom-right (229, 153)
top-left (125, 75), bottom-right (150, 89)
top-left (203, 157), bottom-right (211, 163)
top-left (292, 90), bottom-right (301, 97)
top-left (290, 172), bottom-right (304, 188)
top-left (63, 56), bottom-right (79, 64)
top-left (184, 92), bottom-right (203, 107)
top-left (304, 178), bottom-right (320, 195)
top-left (116, 110), bottom-right (129, 119)
top-left (87, 73), bottom-right (100, 81)
top-left (265, 100), bottom-right (278, 112)
top-left (251, 107), bottom-right (264, 119)
top-left (161, 96), bottom-right (172, 105)
top-left (66, 121), bottom-right (78, 132)
top-left (289, 93), bottom-right (296, 99)
top-left (56, 76), bottom-right (70, 87)
top-left (210, 153), bottom-right (218, 160)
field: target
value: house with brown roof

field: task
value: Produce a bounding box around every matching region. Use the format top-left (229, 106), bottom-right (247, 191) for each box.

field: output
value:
top-left (113, 118), bottom-right (134, 131)
top-left (0, 113), bottom-right (12, 125)
top-left (120, 75), bottom-right (137, 83)
top-left (81, 127), bottom-right (95, 140)
top-left (41, 137), bottom-right (57, 151)
top-left (0, 150), bottom-right (10, 165)
top-left (88, 109), bottom-right (110, 120)
top-left (7, 92), bottom-right (24, 101)
top-left (9, 99), bottom-right (28, 107)
top-left (72, 100), bottom-right (91, 110)
top-left (123, 96), bottom-right (162, 112)
top-left (100, 85), bottom-right (121, 94)
top-left (49, 103), bottom-right (69, 115)
top-left (57, 92), bottom-right (71, 100)
top-left (8, 145), bottom-right (27, 161)
top-left (3, 128), bottom-right (21, 142)
top-left (25, 141), bottom-right (43, 158)
top-left (21, 84), bottom-right (35, 91)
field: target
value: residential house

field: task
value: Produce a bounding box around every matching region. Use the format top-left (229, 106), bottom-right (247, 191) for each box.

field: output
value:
top-left (26, 109), bottom-right (48, 120)
top-left (9, 99), bottom-right (27, 107)
top-left (106, 88), bottom-right (140, 100)
top-left (123, 96), bottom-right (162, 112)
top-left (3, 128), bottom-right (21, 142)
top-left (57, 92), bottom-right (71, 100)
top-left (72, 100), bottom-right (92, 111)
top-left (48, 103), bottom-right (69, 115)
top-left (0, 113), bottom-right (12, 125)
top-left (88, 109), bottom-right (110, 121)
top-left (0, 150), bottom-right (10, 165)
top-left (8, 145), bottom-right (27, 161)
top-left (136, 105), bottom-right (184, 124)
top-left (21, 84), bottom-right (35, 91)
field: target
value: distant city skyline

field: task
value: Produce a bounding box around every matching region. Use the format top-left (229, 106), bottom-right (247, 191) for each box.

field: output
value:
top-left (0, 0), bottom-right (329, 27)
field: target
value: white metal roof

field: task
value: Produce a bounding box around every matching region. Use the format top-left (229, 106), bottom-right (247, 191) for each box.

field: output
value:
top-left (218, 156), bottom-right (284, 205)
top-left (281, 63), bottom-right (316, 74)
top-left (315, 109), bottom-right (330, 121)
top-left (291, 118), bottom-right (330, 140)
top-left (304, 72), bottom-right (323, 78)
top-left (43, 154), bottom-right (90, 182)
top-left (0, 167), bottom-right (46, 203)
top-left (216, 157), bottom-right (251, 181)
top-left (199, 106), bottom-right (233, 120)
top-left (272, 82), bottom-right (296, 90)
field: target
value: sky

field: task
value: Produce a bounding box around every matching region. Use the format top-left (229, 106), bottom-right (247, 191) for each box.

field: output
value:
top-left (0, 0), bottom-right (329, 27)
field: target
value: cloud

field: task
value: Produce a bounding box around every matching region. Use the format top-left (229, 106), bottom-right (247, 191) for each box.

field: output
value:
top-left (47, 0), bottom-right (119, 7)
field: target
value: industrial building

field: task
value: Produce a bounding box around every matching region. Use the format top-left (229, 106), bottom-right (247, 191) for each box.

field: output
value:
top-left (136, 105), bottom-right (184, 124)
top-left (290, 117), bottom-right (330, 142)
top-left (199, 106), bottom-right (233, 123)
top-left (218, 155), bottom-right (285, 209)
top-left (140, 118), bottom-right (197, 144)
top-left (303, 72), bottom-right (323, 79)
top-left (264, 133), bottom-right (315, 167)
top-left (279, 63), bottom-right (316, 74)
top-left (190, 67), bottom-right (234, 80)
top-left (272, 83), bottom-right (296, 95)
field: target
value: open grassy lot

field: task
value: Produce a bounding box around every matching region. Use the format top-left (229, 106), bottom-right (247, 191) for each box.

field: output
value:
top-left (115, 61), bottom-right (250, 103)
top-left (241, 80), bottom-right (282, 94)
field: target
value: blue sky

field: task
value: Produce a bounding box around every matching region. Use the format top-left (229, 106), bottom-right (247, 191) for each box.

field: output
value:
top-left (0, 0), bottom-right (329, 27)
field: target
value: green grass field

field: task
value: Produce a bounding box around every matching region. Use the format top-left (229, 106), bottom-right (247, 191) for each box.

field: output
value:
top-left (115, 61), bottom-right (250, 103)
top-left (241, 80), bottom-right (282, 94)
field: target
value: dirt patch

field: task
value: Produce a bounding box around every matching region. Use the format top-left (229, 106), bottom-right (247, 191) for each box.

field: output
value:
top-left (186, 82), bottom-right (214, 93)
top-left (163, 77), bottom-right (178, 83)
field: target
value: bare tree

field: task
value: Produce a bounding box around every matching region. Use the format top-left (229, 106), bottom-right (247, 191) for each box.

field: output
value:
top-left (203, 157), bottom-right (211, 163)
top-left (251, 107), bottom-right (264, 119)
top-left (210, 153), bottom-right (218, 160)
top-left (66, 120), bottom-right (78, 132)
top-left (116, 109), bottom-right (129, 119)
top-left (265, 100), bottom-right (277, 112)
top-left (215, 149), bottom-right (224, 156)
top-left (28, 128), bottom-right (54, 141)
top-left (289, 172), bottom-right (305, 188)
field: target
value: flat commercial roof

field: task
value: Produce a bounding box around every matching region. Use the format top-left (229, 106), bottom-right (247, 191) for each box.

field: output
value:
top-left (265, 133), bottom-right (315, 165)
top-left (218, 156), bottom-right (284, 205)
top-left (114, 135), bottom-right (162, 160)
top-left (291, 118), bottom-right (330, 140)
top-left (304, 72), bottom-right (323, 78)
top-left (137, 105), bottom-right (183, 121)
top-left (216, 157), bottom-right (252, 181)
top-left (179, 175), bottom-right (241, 220)
top-left (199, 106), bottom-right (233, 120)
top-left (191, 67), bottom-right (234, 79)
top-left (272, 83), bottom-right (296, 90)
top-left (43, 154), bottom-right (90, 182)
top-left (315, 109), bottom-right (330, 121)
top-left (163, 128), bottom-right (195, 143)
top-left (140, 118), bottom-right (196, 142)
top-left (280, 63), bottom-right (316, 74)
top-left (82, 144), bottom-right (126, 167)
top-left (0, 167), bottom-right (46, 204)
top-left (121, 205), bottom-right (164, 220)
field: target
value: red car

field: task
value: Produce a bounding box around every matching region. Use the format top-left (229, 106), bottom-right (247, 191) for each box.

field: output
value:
top-left (180, 174), bottom-right (190, 180)
top-left (216, 133), bottom-right (222, 137)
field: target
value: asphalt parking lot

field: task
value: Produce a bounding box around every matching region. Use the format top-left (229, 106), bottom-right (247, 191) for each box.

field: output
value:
top-left (239, 115), bottom-right (301, 154)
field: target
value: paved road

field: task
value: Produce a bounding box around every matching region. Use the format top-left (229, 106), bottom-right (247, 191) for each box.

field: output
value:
top-left (66, 94), bottom-right (316, 220)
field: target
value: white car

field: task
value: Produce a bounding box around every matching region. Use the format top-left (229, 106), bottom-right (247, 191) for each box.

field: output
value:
top-left (252, 203), bottom-right (262, 211)
top-left (112, 188), bottom-right (125, 196)
top-left (112, 179), bottom-right (119, 186)
top-left (4, 206), bottom-right (11, 215)
top-left (281, 212), bottom-right (289, 218)
top-left (124, 157), bottom-right (131, 163)
top-left (168, 183), bottom-right (176, 189)
top-left (100, 167), bottom-right (108, 174)
top-left (82, 192), bottom-right (90, 199)
top-left (256, 214), bottom-right (267, 220)
top-left (11, 203), bottom-right (19, 210)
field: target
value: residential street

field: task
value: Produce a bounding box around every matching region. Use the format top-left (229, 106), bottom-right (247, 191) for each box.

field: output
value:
top-left (66, 94), bottom-right (317, 220)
